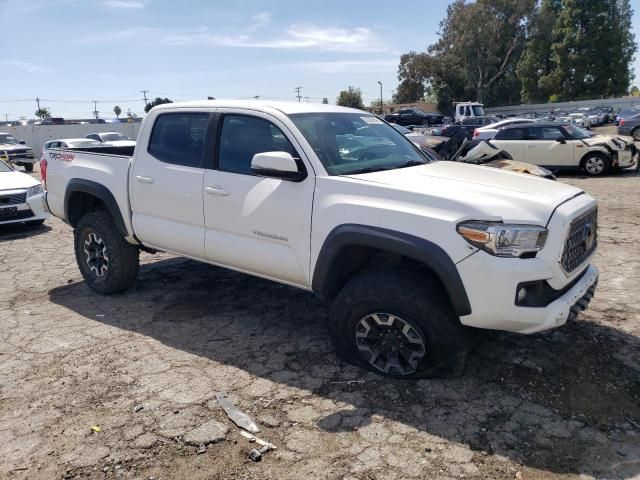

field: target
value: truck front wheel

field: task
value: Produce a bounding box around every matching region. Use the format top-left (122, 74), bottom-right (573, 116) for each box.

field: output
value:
top-left (74, 211), bottom-right (139, 294)
top-left (328, 268), bottom-right (472, 378)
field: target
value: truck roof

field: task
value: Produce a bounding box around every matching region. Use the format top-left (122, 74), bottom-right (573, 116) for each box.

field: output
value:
top-left (151, 99), bottom-right (366, 115)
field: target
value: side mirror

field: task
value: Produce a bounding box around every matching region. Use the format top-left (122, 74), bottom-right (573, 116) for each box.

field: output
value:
top-left (251, 151), bottom-right (306, 182)
top-left (555, 136), bottom-right (566, 144)
top-left (18, 140), bottom-right (26, 145)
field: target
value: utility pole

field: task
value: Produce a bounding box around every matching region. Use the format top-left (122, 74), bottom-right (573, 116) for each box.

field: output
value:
top-left (36, 97), bottom-right (41, 112)
top-left (377, 81), bottom-right (383, 114)
top-left (4, 114), bottom-right (8, 122)
top-left (140, 90), bottom-right (149, 107)
top-left (92, 100), bottom-right (99, 119)
top-left (295, 86), bottom-right (302, 102)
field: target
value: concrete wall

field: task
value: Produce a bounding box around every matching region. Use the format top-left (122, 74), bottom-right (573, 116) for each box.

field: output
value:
top-left (1, 123), bottom-right (141, 155)
top-left (485, 96), bottom-right (640, 115)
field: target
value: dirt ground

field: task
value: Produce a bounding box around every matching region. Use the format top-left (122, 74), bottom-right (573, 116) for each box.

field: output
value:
top-left (1, 131), bottom-right (639, 480)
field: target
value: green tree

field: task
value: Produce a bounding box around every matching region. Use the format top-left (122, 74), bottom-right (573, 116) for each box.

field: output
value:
top-left (336, 87), bottom-right (364, 109)
top-left (630, 86), bottom-right (640, 97)
top-left (35, 107), bottom-right (51, 120)
top-left (546, 0), bottom-right (636, 100)
top-left (144, 97), bottom-right (173, 113)
top-left (322, 97), bottom-right (329, 104)
top-left (396, 0), bottom-right (535, 112)
top-left (113, 105), bottom-right (122, 118)
top-left (517, 0), bottom-right (561, 103)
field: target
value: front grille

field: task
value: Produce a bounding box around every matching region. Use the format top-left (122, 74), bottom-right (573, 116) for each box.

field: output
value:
top-left (0, 192), bottom-right (27, 206)
top-left (8, 152), bottom-right (35, 159)
top-left (560, 208), bottom-right (598, 273)
top-left (0, 209), bottom-right (34, 222)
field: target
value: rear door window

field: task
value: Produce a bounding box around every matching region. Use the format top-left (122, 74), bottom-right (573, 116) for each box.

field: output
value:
top-left (148, 113), bottom-right (209, 167)
top-left (495, 128), bottom-right (525, 140)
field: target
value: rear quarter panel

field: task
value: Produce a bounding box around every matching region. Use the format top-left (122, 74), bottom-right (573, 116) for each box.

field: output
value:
top-left (45, 149), bottom-right (135, 237)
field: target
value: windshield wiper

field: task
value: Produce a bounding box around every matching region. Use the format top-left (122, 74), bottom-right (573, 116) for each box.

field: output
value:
top-left (345, 161), bottom-right (426, 176)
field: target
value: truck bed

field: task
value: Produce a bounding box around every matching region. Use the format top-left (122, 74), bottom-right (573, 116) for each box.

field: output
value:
top-left (44, 147), bottom-right (136, 240)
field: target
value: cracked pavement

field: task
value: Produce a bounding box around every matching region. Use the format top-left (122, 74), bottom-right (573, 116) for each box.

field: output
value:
top-left (1, 161), bottom-right (639, 479)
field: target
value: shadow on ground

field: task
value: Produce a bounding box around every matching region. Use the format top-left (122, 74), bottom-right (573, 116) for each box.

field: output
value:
top-left (49, 257), bottom-right (640, 477)
top-left (0, 221), bottom-right (51, 242)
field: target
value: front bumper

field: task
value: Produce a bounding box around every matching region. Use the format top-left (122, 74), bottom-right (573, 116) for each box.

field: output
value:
top-left (457, 248), bottom-right (599, 334)
top-left (0, 192), bottom-right (48, 225)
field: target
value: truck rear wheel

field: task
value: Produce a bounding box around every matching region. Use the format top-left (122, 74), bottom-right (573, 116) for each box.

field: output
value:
top-left (23, 163), bottom-right (34, 172)
top-left (74, 211), bottom-right (139, 294)
top-left (328, 268), bottom-right (472, 378)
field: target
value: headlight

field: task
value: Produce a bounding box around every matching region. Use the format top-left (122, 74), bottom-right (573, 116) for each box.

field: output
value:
top-left (26, 184), bottom-right (44, 197)
top-left (457, 221), bottom-right (548, 258)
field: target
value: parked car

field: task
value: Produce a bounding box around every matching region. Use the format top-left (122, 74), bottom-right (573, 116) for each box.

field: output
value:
top-left (617, 113), bottom-right (640, 140)
top-left (615, 107), bottom-right (640, 126)
top-left (473, 118), bottom-right (537, 140)
top-left (42, 100), bottom-right (600, 378)
top-left (593, 106), bottom-right (614, 124)
top-left (441, 116), bottom-right (500, 138)
top-left (0, 158), bottom-right (47, 226)
top-left (0, 132), bottom-right (37, 172)
top-left (390, 123), bottom-right (433, 149)
top-left (42, 138), bottom-right (103, 156)
top-left (490, 122), bottom-right (638, 176)
top-left (567, 112), bottom-right (591, 129)
top-left (384, 109), bottom-right (444, 126)
top-left (86, 132), bottom-right (136, 147)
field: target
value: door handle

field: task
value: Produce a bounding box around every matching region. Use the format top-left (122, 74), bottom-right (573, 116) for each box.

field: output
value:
top-left (205, 186), bottom-right (230, 197)
top-left (135, 175), bottom-right (155, 184)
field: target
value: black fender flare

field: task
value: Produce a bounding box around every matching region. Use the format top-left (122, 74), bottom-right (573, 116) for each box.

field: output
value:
top-left (64, 178), bottom-right (128, 236)
top-left (312, 224), bottom-right (472, 316)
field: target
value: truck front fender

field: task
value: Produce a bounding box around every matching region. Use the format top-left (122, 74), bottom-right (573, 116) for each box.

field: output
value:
top-left (312, 224), bottom-right (472, 316)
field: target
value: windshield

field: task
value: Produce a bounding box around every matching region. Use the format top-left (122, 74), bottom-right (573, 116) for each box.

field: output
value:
top-left (0, 160), bottom-right (12, 172)
top-left (561, 124), bottom-right (591, 139)
top-left (102, 133), bottom-right (128, 141)
top-left (0, 134), bottom-right (19, 145)
top-left (472, 105), bottom-right (485, 116)
top-left (289, 113), bottom-right (428, 175)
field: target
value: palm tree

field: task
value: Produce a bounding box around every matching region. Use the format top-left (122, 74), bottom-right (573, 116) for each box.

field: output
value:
top-left (35, 107), bottom-right (51, 120)
top-left (113, 105), bottom-right (121, 118)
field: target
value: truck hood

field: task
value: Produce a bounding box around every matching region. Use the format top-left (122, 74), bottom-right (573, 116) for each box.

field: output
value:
top-left (0, 171), bottom-right (39, 190)
top-left (345, 161), bottom-right (584, 225)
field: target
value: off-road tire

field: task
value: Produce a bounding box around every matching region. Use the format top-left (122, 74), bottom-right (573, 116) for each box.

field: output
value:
top-left (632, 127), bottom-right (640, 141)
top-left (582, 153), bottom-right (610, 176)
top-left (329, 268), bottom-right (472, 379)
top-left (74, 211), bottom-right (139, 294)
top-left (24, 164), bottom-right (34, 172)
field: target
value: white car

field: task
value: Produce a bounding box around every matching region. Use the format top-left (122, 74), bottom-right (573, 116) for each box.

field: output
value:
top-left (568, 112), bottom-right (591, 129)
top-left (0, 132), bottom-right (37, 172)
top-left (578, 108), bottom-right (603, 126)
top-left (42, 138), bottom-right (103, 152)
top-left (490, 122), bottom-right (638, 175)
top-left (42, 100), bottom-right (599, 378)
top-left (473, 118), bottom-right (537, 140)
top-left (86, 132), bottom-right (136, 147)
top-left (0, 159), bottom-right (47, 226)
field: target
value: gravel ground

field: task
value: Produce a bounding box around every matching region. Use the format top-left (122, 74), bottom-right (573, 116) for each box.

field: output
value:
top-left (1, 133), bottom-right (639, 480)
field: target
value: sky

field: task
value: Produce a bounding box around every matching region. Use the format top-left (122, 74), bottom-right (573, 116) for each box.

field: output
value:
top-left (0, 0), bottom-right (639, 120)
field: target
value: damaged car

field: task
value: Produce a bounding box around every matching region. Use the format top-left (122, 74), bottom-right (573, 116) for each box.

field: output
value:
top-left (490, 123), bottom-right (638, 176)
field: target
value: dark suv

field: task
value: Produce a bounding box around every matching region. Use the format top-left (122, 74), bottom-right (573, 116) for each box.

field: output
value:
top-left (384, 109), bottom-right (444, 126)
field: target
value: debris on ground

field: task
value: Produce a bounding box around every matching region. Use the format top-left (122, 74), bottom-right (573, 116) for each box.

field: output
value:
top-left (239, 430), bottom-right (277, 462)
top-left (197, 444), bottom-right (207, 454)
top-left (90, 425), bottom-right (101, 433)
top-left (216, 392), bottom-right (260, 433)
top-left (133, 404), bottom-right (144, 413)
top-left (328, 380), bottom-right (366, 385)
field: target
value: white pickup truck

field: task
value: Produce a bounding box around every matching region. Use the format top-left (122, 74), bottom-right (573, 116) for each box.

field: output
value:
top-left (42, 100), bottom-right (599, 378)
